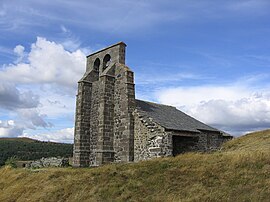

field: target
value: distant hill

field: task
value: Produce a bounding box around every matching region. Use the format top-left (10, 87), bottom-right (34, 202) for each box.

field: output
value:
top-left (0, 130), bottom-right (269, 201)
top-left (0, 137), bottom-right (38, 143)
top-left (0, 137), bottom-right (73, 166)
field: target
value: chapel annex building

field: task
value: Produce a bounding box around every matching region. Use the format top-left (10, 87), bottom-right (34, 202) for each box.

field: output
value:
top-left (73, 42), bottom-right (231, 167)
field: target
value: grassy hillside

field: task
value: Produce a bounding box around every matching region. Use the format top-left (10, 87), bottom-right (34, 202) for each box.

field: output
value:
top-left (0, 138), bottom-right (73, 166)
top-left (222, 129), bottom-right (270, 151)
top-left (0, 130), bottom-right (270, 202)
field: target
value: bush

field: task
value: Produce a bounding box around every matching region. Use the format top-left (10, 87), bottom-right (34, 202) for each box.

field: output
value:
top-left (5, 156), bottom-right (18, 168)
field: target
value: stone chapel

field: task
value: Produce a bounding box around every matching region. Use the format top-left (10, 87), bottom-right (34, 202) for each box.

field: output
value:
top-left (73, 42), bottom-right (231, 167)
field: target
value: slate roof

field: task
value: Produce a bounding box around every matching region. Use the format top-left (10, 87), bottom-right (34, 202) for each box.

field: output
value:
top-left (136, 99), bottom-right (220, 133)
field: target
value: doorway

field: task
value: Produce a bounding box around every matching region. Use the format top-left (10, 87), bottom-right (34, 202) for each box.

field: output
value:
top-left (172, 135), bottom-right (199, 156)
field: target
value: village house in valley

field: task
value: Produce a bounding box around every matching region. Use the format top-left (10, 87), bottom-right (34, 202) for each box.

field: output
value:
top-left (73, 42), bottom-right (231, 167)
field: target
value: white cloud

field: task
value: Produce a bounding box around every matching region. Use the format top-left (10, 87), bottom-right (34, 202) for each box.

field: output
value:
top-left (0, 82), bottom-right (39, 110)
top-left (17, 109), bottom-right (53, 129)
top-left (60, 25), bottom-right (68, 33)
top-left (0, 37), bottom-right (84, 140)
top-left (13, 44), bottom-right (25, 63)
top-left (20, 127), bottom-right (74, 143)
top-left (35, 86), bottom-right (76, 120)
top-left (157, 85), bottom-right (249, 107)
top-left (0, 108), bottom-right (52, 138)
top-left (156, 85), bottom-right (270, 135)
top-left (58, 25), bottom-right (82, 51)
top-left (0, 120), bottom-right (24, 138)
top-left (0, 37), bottom-right (86, 89)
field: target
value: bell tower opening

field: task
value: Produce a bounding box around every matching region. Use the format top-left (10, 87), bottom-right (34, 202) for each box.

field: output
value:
top-left (93, 58), bottom-right (100, 72)
top-left (103, 54), bottom-right (111, 71)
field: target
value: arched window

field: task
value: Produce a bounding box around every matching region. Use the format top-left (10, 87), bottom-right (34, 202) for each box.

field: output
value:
top-left (103, 54), bottom-right (111, 71)
top-left (93, 58), bottom-right (100, 72)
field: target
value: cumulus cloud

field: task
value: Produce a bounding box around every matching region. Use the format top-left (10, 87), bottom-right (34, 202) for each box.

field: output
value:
top-left (20, 127), bottom-right (74, 143)
top-left (156, 85), bottom-right (270, 135)
top-left (0, 82), bottom-right (39, 110)
top-left (13, 45), bottom-right (25, 63)
top-left (188, 94), bottom-right (270, 133)
top-left (0, 108), bottom-right (52, 138)
top-left (0, 37), bottom-right (82, 139)
top-left (0, 37), bottom-right (86, 89)
top-left (17, 109), bottom-right (53, 129)
top-left (0, 120), bottom-right (24, 138)
top-left (156, 85), bottom-right (249, 107)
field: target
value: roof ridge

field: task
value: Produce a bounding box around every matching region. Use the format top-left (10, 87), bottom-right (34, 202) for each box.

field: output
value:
top-left (135, 99), bottom-right (176, 108)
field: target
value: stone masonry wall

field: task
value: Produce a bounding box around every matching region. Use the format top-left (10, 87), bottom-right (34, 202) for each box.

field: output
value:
top-left (134, 110), bottom-right (226, 161)
top-left (168, 130), bottom-right (225, 154)
top-left (74, 42), bottom-right (135, 167)
top-left (114, 64), bottom-right (135, 163)
top-left (134, 110), bottom-right (172, 161)
top-left (73, 81), bottom-right (92, 167)
top-left (196, 130), bottom-right (225, 151)
top-left (89, 81), bottom-right (100, 166)
top-left (26, 157), bottom-right (69, 169)
top-left (95, 74), bottom-right (115, 166)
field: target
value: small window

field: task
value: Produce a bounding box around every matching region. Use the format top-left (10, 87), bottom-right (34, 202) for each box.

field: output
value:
top-left (103, 54), bottom-right (111, 71)
top-left (93, 58), bottom-right (100, 72)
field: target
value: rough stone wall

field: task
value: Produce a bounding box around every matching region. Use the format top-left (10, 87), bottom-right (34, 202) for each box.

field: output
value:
top-left (134, 110), bottom-right (227, 160)
top-left (86, 43), bottom-right (126, 72)
top-left (73, 81), bottom-right (92, 167)
top-left (26, 157), bottom-right (69, 169)
top-left (197, 131), bottom-right (226, 151)
top-left (73, 42), bottom-right (135, 167)
top-left (114, 65), bottom-right (135, 162)
top-left (133, 111), bottom-right (172, 161)
top-left (95, 74), bottom-right (115, 166)
top-left (89, 81), bottom-right (100, 166)
top-left (167, 130), bottom-right (226, 154)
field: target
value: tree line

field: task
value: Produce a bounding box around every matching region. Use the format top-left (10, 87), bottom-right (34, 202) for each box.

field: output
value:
top-left (0, 139), bottom-right (73, 166)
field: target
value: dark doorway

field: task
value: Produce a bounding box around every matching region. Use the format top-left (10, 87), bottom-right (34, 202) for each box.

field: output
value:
top-left (172, 135), bottom-right (199, 156)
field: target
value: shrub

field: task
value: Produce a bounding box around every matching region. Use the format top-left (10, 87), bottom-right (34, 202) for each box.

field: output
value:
top-left (5, 156), bottom-right (18, 168)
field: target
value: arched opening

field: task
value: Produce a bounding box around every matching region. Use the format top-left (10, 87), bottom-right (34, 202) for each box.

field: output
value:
top-left (103, 54), bottom-right (111, 71)
top-left (93, 58), bottom-right (100, 72)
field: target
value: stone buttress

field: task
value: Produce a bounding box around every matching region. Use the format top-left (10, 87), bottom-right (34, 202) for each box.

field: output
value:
top-left (73, 42), bottom-right (135, 167)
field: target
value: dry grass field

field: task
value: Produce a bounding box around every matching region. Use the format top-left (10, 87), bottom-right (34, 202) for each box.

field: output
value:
top-left (0, 130), bottom-right (270, 202)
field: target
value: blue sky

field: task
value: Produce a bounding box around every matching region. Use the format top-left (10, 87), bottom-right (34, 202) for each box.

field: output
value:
top-left (0, 0), bottom-right (270, 142)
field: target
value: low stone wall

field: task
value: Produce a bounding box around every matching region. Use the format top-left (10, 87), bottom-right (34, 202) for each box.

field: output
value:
top-left (26, 157), bottom-right (69, 169)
